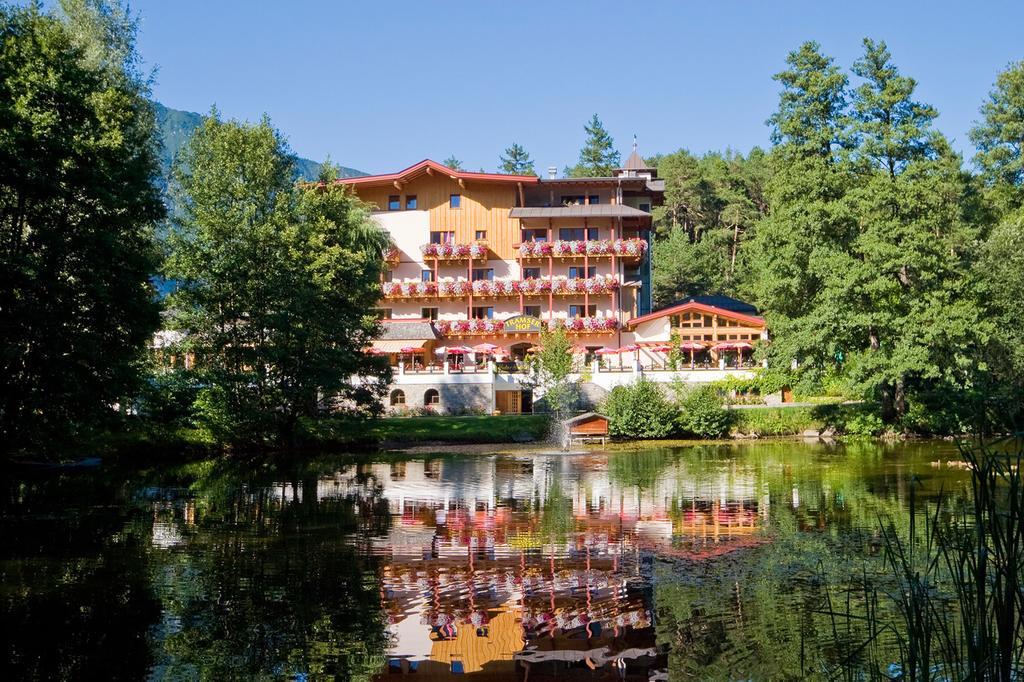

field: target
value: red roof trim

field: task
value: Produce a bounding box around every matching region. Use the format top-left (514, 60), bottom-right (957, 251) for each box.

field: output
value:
top-left (626, 301), bottom-right (765, 328)
top-left (336, 159), bottom-right (540, 187)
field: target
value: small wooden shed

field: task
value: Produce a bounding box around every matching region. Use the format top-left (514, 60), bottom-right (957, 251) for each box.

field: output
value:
top-left (563, 412), bottom-right (610, 445)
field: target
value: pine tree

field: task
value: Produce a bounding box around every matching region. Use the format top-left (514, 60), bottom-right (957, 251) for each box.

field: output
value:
top-left (749, 42), bottom-right (855, 375)
top-left (651, 149), bottom-right (770, 304)
top-left (443, 155), bottom-right (463, 171)
top-left (499, 143), bottom-right (535, 175)
top-left (970, 60), bottom-right (1024, 213)
top-left (567, 114), bottom-right (621, 177)
top-left (971, 61), bottom-right (1024, 419)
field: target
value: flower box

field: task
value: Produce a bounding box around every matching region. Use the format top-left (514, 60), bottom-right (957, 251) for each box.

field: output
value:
top-left (518, 238), bottom-right (647, 258)
top-left (420, 242), bottom-right (488, 259)
top-left (551, 316), bottom-right (619, 333)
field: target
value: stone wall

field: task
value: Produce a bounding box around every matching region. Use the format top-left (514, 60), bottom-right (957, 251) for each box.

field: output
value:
top-left (386, 382), bottom-right (492, 415)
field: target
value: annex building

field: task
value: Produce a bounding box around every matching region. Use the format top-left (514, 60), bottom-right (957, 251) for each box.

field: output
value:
top-left (338, 149), bottom-right (768, 414)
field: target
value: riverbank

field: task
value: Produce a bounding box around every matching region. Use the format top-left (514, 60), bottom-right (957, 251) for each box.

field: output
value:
top-left (21, 402), bottom-right (890, 465)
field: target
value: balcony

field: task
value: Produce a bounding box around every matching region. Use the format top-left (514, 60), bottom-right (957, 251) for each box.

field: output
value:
top-left (420, 242), bottom-right (488, 260)
top-left (381, 276), bottom-right (621, 299)
top-left (518, 238), bottom-right (647, 260)
top-left (434, 316), bottom-right (619, 336)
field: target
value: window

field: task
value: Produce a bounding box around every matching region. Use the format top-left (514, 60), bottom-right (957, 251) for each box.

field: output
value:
top-left (557, 227), bottom-right (599, 241)
top-left (421, 307), bottom-right (438, 321)
top-left (522, 267), bottom-right (541, 280)
top-left (388, 195), bottom-right (400, 211)
top-left (523, 305), bottom-right (541, 318)
top-left (383, 269), bottom-right (393, 281)
top-left (449, 193), bottom-right (461, 208)
top-left (639, 202), bottom-right (651, 213)
top-left (374, 308), bottom-right (392, 320)
top-left (471, 306), bottom-right (493, 319)
top-left (421, 270), bottom-right (434, 282)
top-left (472, 268), bottom-right (494, 281)
top-left (588, 194), bottom-right (599, 205)
top-left (405, 195), bottom-right (417, 210)
top-left (522, 229), bottom-right (547, 242)
top-left (569, 304), bottom-right (597, 318)
top-left (475, 229), bottom-right (487, 241)
top-left (568, 265), bottom-right (596, 279)
top-left (424, 389), bottom-right (440, 405)
top-left (430, 231), bottom-right (455, 244)
top-left (390, 389), bottom-right (405, 406)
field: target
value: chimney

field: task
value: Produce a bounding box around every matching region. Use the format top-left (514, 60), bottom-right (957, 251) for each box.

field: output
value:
top-left (547, 166), bottom-right (557, 179)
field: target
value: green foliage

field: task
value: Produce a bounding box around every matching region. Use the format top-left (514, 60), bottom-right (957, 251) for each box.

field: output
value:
top-left (675, 384), bottom-right (733, 438)
top-left (842, 412), bottom-right (885, 437)
top-left (0, 2), bottom-right (163, 455)
top-left (138, 369), bottom-right (201, 426)
top-left (732, 406), bottom-right (822, 436)
top-left (602, 378), bottom-right (678, 439)
top-left (712, 367), bottom-right (795, 399)
top-left (566, 113), bottom-right (620, 177)
top-left (651, 148), bottom-right (770, 305)
top-left (529, 327), bottom-right (579, 416)
top-left (970, 60), bottom-right (1024, 213)
top-left (499, 142), bottom-right (535, 175)
top-left (442, 155), bottom-right (463, 170)
top-left (164, 115), bottom-right (392, 448)
top-left (751, 39), bottom-right (988, 429)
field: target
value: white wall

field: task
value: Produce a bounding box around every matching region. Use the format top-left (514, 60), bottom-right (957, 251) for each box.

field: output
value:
top-left (373, 209), bottom-right (429, 269)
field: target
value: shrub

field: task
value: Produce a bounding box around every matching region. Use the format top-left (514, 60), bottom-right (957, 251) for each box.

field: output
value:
top-left (138, 369), bottom-right (201, 426)
top-left (733, 406), bottom-right (822, 436)
top-left (602, 378), bottom-right (678, 439)
top-left (843, 412), bottom-right (884, 437)
top-left (676, 384), bottom-right (733, 438)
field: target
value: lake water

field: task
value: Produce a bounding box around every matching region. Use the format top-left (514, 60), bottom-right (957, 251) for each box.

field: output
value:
top-left (0, 441), bottom-right (975, 680)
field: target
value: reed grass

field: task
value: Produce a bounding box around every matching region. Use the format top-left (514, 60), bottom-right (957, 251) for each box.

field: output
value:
top-left (821, 440), bottom-right (1024, 681)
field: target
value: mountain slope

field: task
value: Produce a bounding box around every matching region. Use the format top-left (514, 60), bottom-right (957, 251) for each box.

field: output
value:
top-left (153, 102), bottom-right (365, 186)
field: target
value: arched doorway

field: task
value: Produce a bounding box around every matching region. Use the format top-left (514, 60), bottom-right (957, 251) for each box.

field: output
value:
top-left (509, 342), bottom-right (533, 361)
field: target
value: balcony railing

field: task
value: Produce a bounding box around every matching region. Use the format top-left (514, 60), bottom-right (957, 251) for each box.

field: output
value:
top-left (420, 242), bottom-right (488, 259)
top-left (434, 316), bottom-right (618, 336)
top-left (381, 276), bottom-right (621, 299)
top-left (518, 238), bottom-right (647, 259)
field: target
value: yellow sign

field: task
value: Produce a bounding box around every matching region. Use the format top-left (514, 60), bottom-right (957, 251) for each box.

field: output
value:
top-left (503, 315), bottom-right (543, 333)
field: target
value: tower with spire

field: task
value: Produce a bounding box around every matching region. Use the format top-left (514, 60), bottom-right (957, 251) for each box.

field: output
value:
top-left (614, 135), bottom-right (657, 179)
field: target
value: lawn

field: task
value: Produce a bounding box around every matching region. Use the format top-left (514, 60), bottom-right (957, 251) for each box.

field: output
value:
top-left (372, 414), bottom-right (551, 444)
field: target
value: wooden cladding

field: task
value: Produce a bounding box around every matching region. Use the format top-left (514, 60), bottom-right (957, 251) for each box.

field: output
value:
top-left (356, 175), bottom-right (521, 259)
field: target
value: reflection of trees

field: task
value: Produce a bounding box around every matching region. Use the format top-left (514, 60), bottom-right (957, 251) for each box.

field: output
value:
top-left (653, 440), bottom-right (973, 679)
top-left (0, 473), bottom-right (160, 680)
top-left (148, 456), bottom-right (393, 680)
top-left (539, 478), bottom-right (575, 540)
top-left (607, 449), bottom-right (676, 493)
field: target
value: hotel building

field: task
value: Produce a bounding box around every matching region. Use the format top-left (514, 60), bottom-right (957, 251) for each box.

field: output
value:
top-left (338, 149), bottom-right (767, 414)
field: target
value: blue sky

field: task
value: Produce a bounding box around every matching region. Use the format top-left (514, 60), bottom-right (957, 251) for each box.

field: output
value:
top-left (127, 0), bottom-right (1024, 175)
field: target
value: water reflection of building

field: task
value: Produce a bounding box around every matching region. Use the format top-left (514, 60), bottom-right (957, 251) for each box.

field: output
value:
top-left (272, 455), bottom-right (767, 678)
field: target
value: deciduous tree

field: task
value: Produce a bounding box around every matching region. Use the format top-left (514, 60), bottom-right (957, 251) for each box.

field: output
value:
top-left (0, 2), bottom-right (163, 454)
top-left (164, 115), bottom-right (391, 447)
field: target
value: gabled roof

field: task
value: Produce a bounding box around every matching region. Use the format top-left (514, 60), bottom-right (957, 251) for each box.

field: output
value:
top-left (334, 159), bottom-right (540, 188)
top-left (563, 412), bottom-right (608, 425)
top-left (626, 297), bottom-right (766, 328)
